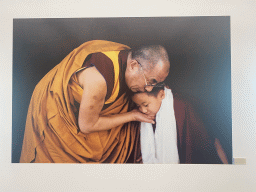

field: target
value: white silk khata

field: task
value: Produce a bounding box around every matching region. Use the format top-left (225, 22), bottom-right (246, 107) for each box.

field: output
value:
top-left (140, 88), bottom-right (180, 164)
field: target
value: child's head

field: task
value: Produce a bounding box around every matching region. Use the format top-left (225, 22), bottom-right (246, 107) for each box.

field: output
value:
top-left (132, 87), bottom-right (165, 118)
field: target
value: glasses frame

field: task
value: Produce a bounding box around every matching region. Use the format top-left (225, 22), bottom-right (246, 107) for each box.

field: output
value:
top-left (136, 59), bottom-right (165, 88)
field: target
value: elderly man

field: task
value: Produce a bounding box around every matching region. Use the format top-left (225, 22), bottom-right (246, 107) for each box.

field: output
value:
top-left (20, 40), bottom-right (170, 163)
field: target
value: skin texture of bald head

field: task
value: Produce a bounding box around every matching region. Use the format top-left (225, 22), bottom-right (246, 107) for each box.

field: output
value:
top-left (125, 45), bottom-right (170, 93)
top-left (131, 45), bottom-right (170, 72)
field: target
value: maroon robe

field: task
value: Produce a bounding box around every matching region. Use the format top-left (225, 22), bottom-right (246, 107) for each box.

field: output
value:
top-left (132, 93), bottom-right (224, 164)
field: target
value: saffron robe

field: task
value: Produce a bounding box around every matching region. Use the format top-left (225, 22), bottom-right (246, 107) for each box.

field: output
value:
top-left (20, 40), bottom-right (136, 163)
top-left (133, 93), bottom-right (224, 164)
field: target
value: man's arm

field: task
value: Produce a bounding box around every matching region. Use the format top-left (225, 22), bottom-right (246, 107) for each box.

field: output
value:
top-left (77, 66), bottom-right (154, 134)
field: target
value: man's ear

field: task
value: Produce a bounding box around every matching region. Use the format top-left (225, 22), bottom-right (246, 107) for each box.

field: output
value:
top-left (129, 59), bottom-right (138, 70)
top-left (158, 89), bottom-right (165, 100)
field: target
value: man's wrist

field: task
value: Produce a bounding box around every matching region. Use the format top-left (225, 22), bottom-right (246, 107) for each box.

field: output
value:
top-left (128, 111), bottom-right (136, 122)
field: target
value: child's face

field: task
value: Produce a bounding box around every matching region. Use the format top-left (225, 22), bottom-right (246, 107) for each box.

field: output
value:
top-left (132, 90), bottom-right (165, 118)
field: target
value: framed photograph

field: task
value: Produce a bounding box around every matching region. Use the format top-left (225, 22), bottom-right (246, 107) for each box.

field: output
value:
top-left (13, 17), bottom-right (232, 164)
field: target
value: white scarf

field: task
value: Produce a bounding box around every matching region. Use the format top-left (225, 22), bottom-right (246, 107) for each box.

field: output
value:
top-left (140, 88), bottom-right (179, 164)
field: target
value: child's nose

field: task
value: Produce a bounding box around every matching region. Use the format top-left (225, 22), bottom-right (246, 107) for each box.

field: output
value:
top-left (141, 107), bottom-right (147, 114)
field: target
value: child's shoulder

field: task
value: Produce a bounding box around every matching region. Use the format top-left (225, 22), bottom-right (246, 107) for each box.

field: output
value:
top-left (165, 88), bottom-right (186, 106)
top-left (170, 90), bottom-right (196, 112)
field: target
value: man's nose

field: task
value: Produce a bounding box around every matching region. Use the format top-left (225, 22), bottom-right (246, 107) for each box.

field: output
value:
top-left (145, 86), bottom-right (153, 92)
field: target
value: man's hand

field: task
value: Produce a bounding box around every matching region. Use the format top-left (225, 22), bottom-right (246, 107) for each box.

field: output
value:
top-left (130, 109), bottom-right (155, 124)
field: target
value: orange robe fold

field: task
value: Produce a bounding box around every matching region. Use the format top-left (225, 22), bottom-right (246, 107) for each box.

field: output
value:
top-left (20, 40), bottom-right (136, 163)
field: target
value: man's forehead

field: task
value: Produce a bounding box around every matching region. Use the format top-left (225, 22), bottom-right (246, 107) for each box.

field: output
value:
top-left (147, 63), bottom-right (168, 81)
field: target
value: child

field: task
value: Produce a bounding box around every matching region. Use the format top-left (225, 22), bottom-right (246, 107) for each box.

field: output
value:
top-left (131, 86), bottom-right (228, 164)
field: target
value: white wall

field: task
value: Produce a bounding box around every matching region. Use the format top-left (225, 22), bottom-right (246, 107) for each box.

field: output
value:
top-left (1, 0), bottom-right (255, 191)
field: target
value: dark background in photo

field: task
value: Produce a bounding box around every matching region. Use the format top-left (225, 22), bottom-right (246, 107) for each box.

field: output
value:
top-left (13, 17), bottom-right (231, 163)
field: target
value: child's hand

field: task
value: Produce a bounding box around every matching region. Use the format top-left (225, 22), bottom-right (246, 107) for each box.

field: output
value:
top-left (130, 109), bottom-right (155, 124)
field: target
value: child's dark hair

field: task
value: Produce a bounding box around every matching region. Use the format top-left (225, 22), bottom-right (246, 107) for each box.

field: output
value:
top-left (131, 86), bottom-right (165, 98)
top-left (145, 86), bottom-right (165, 97)
top-left (126, 86), bottom-right (165, 111)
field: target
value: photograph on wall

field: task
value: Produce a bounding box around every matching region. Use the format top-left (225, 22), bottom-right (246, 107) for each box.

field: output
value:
top-left (12, 17), bottom-right (232, 164)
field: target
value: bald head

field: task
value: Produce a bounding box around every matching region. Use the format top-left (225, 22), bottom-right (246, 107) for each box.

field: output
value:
top-left (125, 44), bottom-right (170, 93)
top-left (130, 45), bottom-right (170, 72)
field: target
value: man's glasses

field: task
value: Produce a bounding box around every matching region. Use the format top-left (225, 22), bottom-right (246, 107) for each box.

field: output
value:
top-left (136, 60), bottom-right (165, 88)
